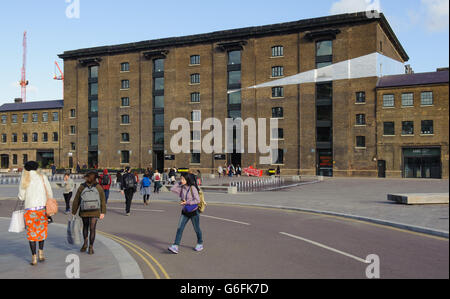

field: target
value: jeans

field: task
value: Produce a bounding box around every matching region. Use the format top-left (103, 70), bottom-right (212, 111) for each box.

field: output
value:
top-left (63, 192), bottom-right (73, 211)
top-left (174, 210), bottom-right (203, 246)
top-left (124, 188), bottom-right (135, 213)
top-left (104, 189), bottom-right (110, 204)
top-left (154, 182), bottom-right (162, 193)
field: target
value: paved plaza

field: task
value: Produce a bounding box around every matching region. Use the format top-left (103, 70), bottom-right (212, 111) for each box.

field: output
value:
top-left (2, 176), bottom-right (448, 231)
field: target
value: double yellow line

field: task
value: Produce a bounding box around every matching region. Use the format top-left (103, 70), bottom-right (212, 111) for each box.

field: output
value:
top-left (99, 231), bottom-right (170, 279)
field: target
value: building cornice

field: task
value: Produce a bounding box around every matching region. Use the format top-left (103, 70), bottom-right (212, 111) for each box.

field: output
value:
top-left (58, 12), bottom-right (408, 62)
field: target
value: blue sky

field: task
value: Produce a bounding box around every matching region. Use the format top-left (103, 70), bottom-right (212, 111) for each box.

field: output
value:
top-left (0, 0), bottom-right (448, 105)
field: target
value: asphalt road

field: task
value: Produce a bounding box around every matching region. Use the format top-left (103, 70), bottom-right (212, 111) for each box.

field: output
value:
top-left (0, 198), bottom-right (448, 279)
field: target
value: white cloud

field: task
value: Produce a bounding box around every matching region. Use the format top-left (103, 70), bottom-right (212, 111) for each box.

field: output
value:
top-left (421, 0), bottom-right (449, 32)
top-left (8, 81), bottom-right (39, 100)
top-left (330, 0), bottom-right (381, 15)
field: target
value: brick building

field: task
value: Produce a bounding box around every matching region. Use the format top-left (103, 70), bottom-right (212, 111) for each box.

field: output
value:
top-left (0, 99), bottom-right (64, 170)
top-left (57, 12), bottom-right (412, 176)
top-left (376, 69), bottom-right (449, 179)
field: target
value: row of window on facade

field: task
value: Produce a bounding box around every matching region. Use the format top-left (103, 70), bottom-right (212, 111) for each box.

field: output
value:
top-left (88, 88), bottom-right (431, 109)
top-left (383, 120), bottom-right (435, 136)
top-left (1, 112), bottom-right (59, 125)
top-left (6, 154), bottom-right (28, 166)
top-left (353, 120), bottom-right (436, 150)
top-left (116, 46), bottom-right (285, 75)
top-left (1, 132), bottom-right (59, 144)
top-left (382, 91), bottom-right (434, 107)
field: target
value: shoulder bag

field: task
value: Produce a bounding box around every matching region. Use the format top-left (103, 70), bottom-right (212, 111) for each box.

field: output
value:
top-left (42, 175), bottom-right (58, 216)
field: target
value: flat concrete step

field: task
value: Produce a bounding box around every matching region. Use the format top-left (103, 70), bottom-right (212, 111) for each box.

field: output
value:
top-left (388, 193), bottom-right (449, 205)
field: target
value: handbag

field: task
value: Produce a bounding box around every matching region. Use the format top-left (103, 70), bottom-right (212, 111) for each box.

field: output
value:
top-left (181, 187), bottom-right (199, 218)
top-left (67, 215), bottom-right (83, 245)
top-left (8, 199), bottom-right (25, 233)
top-left (41, 175), bottom-right (58, 216)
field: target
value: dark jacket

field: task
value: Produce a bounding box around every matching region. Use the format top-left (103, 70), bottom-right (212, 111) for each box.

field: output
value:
top-left (72, 183), bottom-right (107, 218)
top-left (121, 172), bottom-right (137, 190)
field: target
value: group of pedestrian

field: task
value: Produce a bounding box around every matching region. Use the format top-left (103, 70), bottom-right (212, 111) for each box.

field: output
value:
top-left (17, 162), bottom-right (106, 265)
top-left (217, 164), bottom-right (242, 178)
top-left (15, 162), bottom-right (206, 266)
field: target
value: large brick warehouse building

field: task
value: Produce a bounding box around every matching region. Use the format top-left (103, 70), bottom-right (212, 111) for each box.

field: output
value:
top-left (53, 12), bottom-right (448, 178)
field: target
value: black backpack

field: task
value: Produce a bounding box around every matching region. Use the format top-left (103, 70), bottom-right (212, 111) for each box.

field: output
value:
top-left (123, 174), bottom-right (136, 189)
top-left (101, 174), bottom-right (110, 186)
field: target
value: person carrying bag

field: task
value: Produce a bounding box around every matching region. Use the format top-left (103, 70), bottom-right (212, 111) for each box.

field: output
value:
top-left (17, 161), bottom-right (53, 266)
top-left (72, 171), bottom-right (106, 255)
top-left (168, 173), bottom-right (204, 254)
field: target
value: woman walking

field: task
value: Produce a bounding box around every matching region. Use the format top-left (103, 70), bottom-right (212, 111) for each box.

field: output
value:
top-left (153, 170), bottom-right (162, 194)
top-left (62, 173), bottom-right (75, 214)
top-left (168, 173), bottom-right (203, 254)
top-left (18, 161), bottom-right (53, 266)
top-left (140, 172), bottom-right (152, 206)
top-left (72, 171), bottom-right (106, 255)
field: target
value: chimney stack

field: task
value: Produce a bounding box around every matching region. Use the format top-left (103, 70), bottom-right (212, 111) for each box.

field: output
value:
top-left (14, 98), bottom-right (23, 103)
top-left (405, 65), bottom-right (414, 74)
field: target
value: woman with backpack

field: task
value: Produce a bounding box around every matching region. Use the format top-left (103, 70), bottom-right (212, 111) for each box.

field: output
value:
top-left (99, 169), bottom-right (112, 204)
top-left (140, 172), bottom-right (152, 206)
top-left (168, 173), bottom-right (203, 254)
top-left (72, 171), bottom-right (106, 255)
top-left (153, 170), bottom-right (162, 194)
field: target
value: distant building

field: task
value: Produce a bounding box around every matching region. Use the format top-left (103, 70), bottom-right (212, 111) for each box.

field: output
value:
top-left (376, 69), bottom-right (449, 179)
top-left (0, 99), bottom-right (64, 170)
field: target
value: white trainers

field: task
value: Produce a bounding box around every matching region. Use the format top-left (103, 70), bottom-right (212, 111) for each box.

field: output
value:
top-left (168, 245), bottom-right (179, 254)
top-left (194, 244), bottom-right (204, 252)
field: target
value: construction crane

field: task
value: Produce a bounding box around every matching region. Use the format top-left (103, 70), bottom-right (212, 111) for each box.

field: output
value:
top-left (53, 61), bottom-right (64, 81)
top-left (53, 61), bottom-right (64, 97)
top-left (19, 31), bottom-right (29, 102)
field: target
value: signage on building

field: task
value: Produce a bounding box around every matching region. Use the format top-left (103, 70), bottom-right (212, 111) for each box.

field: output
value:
top-left (214, 154), bottom-right (226, 160)
top-left (165, 155), bottom-right (175, 161)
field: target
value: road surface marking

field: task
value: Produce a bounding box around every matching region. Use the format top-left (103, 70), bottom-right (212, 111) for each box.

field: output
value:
top-left (98, 231), bottom-right (161, 279)
top-left (100, 231), bottom-right (170, 279)
top-left (204, 202), bottom-right (448, 241)
top-left (280, 232), bottom-right (369, 264)
top-left (202, 215), bottom-right (250, 226)
top-left (107, 207), bottom-right (165, 213)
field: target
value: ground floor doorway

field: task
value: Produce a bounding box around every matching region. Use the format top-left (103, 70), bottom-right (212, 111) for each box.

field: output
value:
top-left (317, 149), bottom-right (333, 177)
top-left (36, 150), bottom-right (54, 169)
top-left (378, 160), bottom-right (386, 178)
top-left (1, 155), bottom-right (9, 169)
top-left (153, 151), bottom-right (164, 173)
top-left (88, 151), bottom-right (98, 169)
top-left (228, 153), bottom-right (242, 167)
top-left (403, 148), bottom-right (441, 179)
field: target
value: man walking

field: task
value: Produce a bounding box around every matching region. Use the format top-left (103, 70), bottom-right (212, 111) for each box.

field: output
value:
top-left (51, 164), bottom-right (57, 178)
top-left (99, 169), bottom-right (112, 204)
top-left (121, 167), bottom-right (137, 216)
top-left (218, 165), bottom-right (223, 178)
